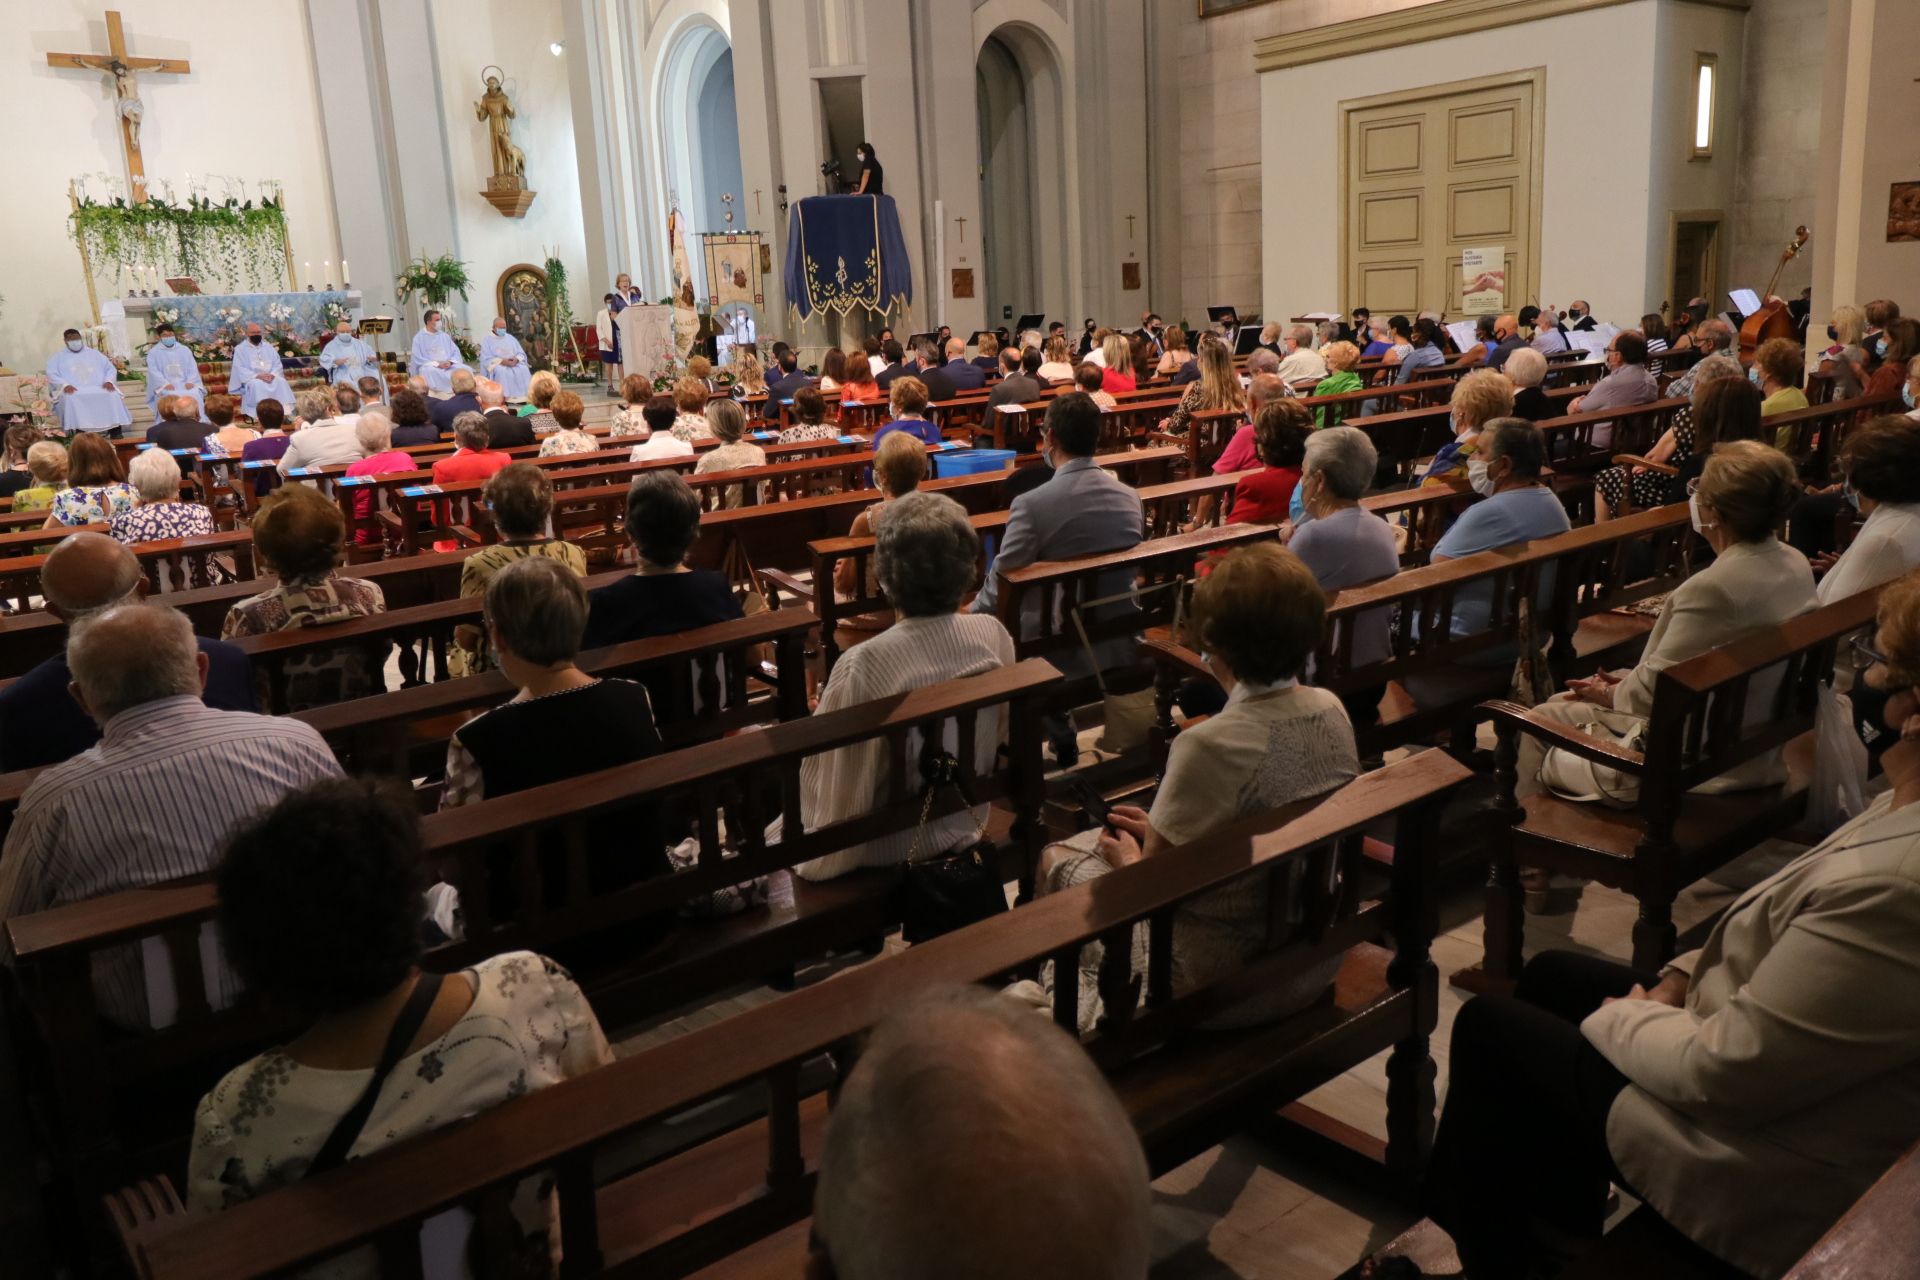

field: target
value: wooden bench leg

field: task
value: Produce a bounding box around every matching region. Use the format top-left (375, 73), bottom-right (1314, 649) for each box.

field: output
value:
top-left (1630, 894), bottom-right (1677, 972)
top-left (1483, 860), bottom-right (1524, 985)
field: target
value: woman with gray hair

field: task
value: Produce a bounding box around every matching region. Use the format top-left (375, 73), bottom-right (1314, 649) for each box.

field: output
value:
top-left (107, 446), bottom-right (215, 546)
top-left (1593, 350), bottom-right (1747, 521)
top-left (692, 396), bottom-right (767, 509)
top-left (1504, 345), bottom-right (1554, 421)
top-left (1289, 426), bottom-right (1401, 731)
top-left (790, 491), bottom-right (1014, 881)
top-left (342, 409), bottom-right (416, 547)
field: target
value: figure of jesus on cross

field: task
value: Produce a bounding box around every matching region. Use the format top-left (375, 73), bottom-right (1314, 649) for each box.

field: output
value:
top-left (48, 10), bottom-right (191, 204)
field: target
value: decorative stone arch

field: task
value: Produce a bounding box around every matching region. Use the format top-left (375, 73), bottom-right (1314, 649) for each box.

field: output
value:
top-left (642, 0), bottom-right (740, 300)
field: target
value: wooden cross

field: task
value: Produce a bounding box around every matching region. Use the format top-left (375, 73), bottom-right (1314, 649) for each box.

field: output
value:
top-left (954, 215), bottom-right (968, 243)
top-left (753, 189), bottom-right (764, 216)
top-left (48, 10), bottom-right (190, 204)
top-left (1125, 214), bottom-right (1137, 241)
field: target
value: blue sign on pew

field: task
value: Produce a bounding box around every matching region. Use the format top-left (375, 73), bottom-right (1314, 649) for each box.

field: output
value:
top-left (288, 467), bottom-right (322, 477)
top-left (401, 485), bottom-right (444, 498)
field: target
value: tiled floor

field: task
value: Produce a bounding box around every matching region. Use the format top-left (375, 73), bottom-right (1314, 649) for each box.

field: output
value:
top-left (602, 791), bottom-right (1810, 1279)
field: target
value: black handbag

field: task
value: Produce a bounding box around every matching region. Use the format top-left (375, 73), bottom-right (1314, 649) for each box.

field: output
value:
top-left (892, 749), bottom-right (1008, 945)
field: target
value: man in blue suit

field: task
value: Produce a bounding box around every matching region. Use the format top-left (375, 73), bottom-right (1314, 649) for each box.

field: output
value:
top-left (970, 392), bottom-right (1144, 765)
top-left (943, 337), bottom-right (986, 391)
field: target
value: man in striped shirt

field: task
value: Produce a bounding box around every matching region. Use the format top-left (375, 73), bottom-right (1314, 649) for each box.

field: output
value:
top-left (0, 603), bottom-right (340, 1028)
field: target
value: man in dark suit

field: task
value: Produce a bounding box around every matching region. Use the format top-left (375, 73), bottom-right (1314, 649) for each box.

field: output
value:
top-left (874, 339), bottom-right (914, 390)
top-left (1567, 300), bottom-right (1597, 332)
top-left (943, 338), bottom-right (986, 391)
top-left (144, 395), bottom-right (212, 452)
top-left (914, 340), bottom-right (956, 402)
top-left (767, 352), bottom-right (815, 400)
top-left (1075, 319), bottom-right (1097, 359)
top-left (476, 378), bottom-right (531, 448)
top-left (428, 368), bottom-right (482, 433)
top-left (0, 533), bottom-right (255, 772)
top-left (988, 348), bottom-right (1043, 408)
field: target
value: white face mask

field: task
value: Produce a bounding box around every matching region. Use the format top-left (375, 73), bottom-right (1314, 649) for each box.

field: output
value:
top-left (1468, 458), bottom-right (1497, 497)
top-left (66, 339), bottom-right (83, 352)
top-left (1689, 494), bottom-right (1711, 534)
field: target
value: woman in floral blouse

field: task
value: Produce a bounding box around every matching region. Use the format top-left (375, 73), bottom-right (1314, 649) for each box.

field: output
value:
top-left (668, 377), bottom-right (715, 442)
top-left (778, 386), bottom-right (839, 444)
top-left (43, 432), bottom-right (135, 529)
top-left (692, 399), bottom-right (766, 509)
top-left (189, 777), bottom-right (612, 1277)
top-left (608, 373), bottom-right (652, 438)
top-left (536, 390), bottom-right (598, 457)
top-left (108, 446), bottom-right (214, 546)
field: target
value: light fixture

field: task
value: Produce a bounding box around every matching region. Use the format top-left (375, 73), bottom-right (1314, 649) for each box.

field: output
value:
top-left (549, 40), bottom-right (565, 56)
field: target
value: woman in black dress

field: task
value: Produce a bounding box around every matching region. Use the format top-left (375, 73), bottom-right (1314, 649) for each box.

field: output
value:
top-left (854, 141), bottom-right (884, 196)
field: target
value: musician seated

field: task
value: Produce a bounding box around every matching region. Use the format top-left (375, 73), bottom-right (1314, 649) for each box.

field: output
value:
top-left (1425, 568), bottom-right (1920, 1280)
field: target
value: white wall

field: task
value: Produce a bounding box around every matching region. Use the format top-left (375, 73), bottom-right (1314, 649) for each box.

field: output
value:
top-left (430, 0), bottom-right (589, 328)
top-left (1259, 1), bottom-right (1671, 327)
top-left (0, 0), bottom-right (337, 365)
top-left (1648, 1), bottom-right (1746, 313)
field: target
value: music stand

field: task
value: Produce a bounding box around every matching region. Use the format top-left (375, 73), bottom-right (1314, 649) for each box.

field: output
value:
top-left (1233, 326), bottom-right (1264, 356)
top-left (1014, 313), bottom-right (1045, 336)
top-left (358, 316), bottom-right (395, 371)
top-left (967, 330), bottom-right (992, 349)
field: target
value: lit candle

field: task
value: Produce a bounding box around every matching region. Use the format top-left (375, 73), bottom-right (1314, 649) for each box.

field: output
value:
top-left (323, 259), bottom-right (332, 288)
top-left (304, 261), bottom-right (313, 290)
top-left (341, 258), bottom-right (351, 285)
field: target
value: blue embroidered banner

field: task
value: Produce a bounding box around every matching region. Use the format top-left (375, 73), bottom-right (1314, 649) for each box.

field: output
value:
top-left (784, 195), bottom-right (914, 322)
top-left (139, 291), bottom-right (358, 342)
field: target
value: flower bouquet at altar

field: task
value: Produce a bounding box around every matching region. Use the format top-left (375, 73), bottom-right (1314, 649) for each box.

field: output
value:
top-left (396, 253), bottom-right (472, 308)
top-left (646, 339), bottom-right (686, 394)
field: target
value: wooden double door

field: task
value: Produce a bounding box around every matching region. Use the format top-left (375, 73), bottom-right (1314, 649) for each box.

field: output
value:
top-left (1344, 72), bottom-right (1542, 317)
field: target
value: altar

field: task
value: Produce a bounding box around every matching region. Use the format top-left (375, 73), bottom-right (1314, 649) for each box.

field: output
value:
top-left (122, 290), bottom-right (364, 341)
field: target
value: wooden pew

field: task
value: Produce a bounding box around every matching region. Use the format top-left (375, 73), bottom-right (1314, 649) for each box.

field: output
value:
top-left (104, 749), bottom-right (1471, 1280)
top-left (1473, 584), bottom-right (1881, 979)
top-left (0, 529), bottom-right (255, 612)
top-left (1145, 504), bottom-right (1697, 761)
top-left (1783, 1135), bottom-right (1920, 1278)
top-left (10, 661), bottom-right (1062, 1234)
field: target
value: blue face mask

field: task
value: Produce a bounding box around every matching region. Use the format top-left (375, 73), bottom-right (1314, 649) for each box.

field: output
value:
top-left (493, 327), bottom-right (506, 337)
top-left (1905, 382), bottom-right (1916, 411)
top-left (160, 335), bottom-right (175, 347)
top-left (1844, 480), bottom-right (1862, 512)
top-left (1877, 337), bottom-right (1890, 358)
top-left (1748, 367), bottom-right (1763, 388)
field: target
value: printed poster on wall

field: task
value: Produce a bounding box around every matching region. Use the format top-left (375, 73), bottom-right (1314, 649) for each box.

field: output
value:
top-left (1461, 246), bottom-right (1507, 315)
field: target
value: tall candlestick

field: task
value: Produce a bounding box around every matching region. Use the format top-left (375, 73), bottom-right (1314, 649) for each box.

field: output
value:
top-left (323, 259), bottom-right (332, 288)
top-left (304, 261), bottom-right (313, 291)
top-left (341, 258), bottom-right (351, 285)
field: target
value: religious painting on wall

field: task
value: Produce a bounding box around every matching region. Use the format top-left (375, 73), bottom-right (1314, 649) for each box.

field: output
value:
top-left (497, 264), bottom-right (551, 366)
top-left (951, 268), bottom-right (974, 299)
top-left (1122, 262), bottom-right (1142, 292)
top-left (1889, 182), bottom-right (1920, 243)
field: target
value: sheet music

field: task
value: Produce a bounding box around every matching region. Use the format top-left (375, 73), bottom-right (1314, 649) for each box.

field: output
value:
top-left (1301, 311), bottom-right (1340, 321)
top-left (1729, 288), bottom-right (1761, 315)
top-left (1566, 332), bottom-right (1610, 357)
top-left (1445, 322), bottom-right (1478, 353)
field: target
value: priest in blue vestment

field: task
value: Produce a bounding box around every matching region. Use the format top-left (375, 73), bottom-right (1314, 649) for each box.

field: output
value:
top-left (408, 310), bottom-right (469, 394)
top-left (45, 328), bottom-right (131, 433)
top-left (318, 321), bottom-right (379, 387)
top-left (227, 324), bottom-right (295, 417)
top-left (144, 324), bottom-right (206, 420)
top-left (477, 317), bottom-right (532, 401)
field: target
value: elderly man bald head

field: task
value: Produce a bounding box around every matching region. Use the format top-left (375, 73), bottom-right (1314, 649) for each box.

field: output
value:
top-left (0, 534), bottom-right (259, 773)
top-left (811, 985), bottom-right (1151, 1280)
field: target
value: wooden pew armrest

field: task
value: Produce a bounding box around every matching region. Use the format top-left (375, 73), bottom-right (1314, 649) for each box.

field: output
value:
top-left (760, 567), bottom-right (815, 606)
top-left (1476, 699), bottom-right (1646, 773)
top-left (1139, 631), bottom-right (1211, 683)
top-left (447, 524), bottom-right (486, 548)
top-left (1610, 454), bottom-right (1677, 476)
top-left (105, 1175), bottom-right (187, 1278)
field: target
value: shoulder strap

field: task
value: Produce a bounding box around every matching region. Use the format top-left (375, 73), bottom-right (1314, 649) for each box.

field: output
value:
top-left (305, 972), bottom-right (446, 1177)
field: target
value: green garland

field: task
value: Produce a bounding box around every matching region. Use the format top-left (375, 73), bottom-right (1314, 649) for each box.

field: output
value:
top-left (543, 255), bottom-right (578, 373)
top-left (70, 196), bottom-right (288, 291)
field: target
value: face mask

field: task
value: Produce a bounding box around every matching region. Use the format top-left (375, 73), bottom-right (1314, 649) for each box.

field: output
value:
top-left (1905, 383), bottom-right (1916, 410)
top-left (337, 332), bottom-right (352, 343)
top-left (1689, 493), bottom-right (1710, 534)
top-left (1571, 308), bottom-right (1586, 319)
top-left (1748, 367), bottom-right (1762, 388)
top-left (1877, 337), bottom-right (1890, 358)
top-left (493, 327), bottom-right (506, 337)
top-left (1844, 481), bottom-right (1862, 512)
top-left (1449, 411), bottom-right (1463, 437)
top-left (1468, 458), bottom-right (1497, 497)
top-left (160, 335), bottom-right (176, 347)
top-left (1828, 325), bottom-right (1839, 342)
top-left (249, 334), bottom-right (263, 344)
top-left (65, 339), bottom-right (82, 352)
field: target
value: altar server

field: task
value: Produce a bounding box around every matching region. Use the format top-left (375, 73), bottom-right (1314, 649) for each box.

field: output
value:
top-left (408, 309), bottom-right (469, 394)
top-left (477, 317), bottom-right (532, 401)
top-left (227, 324), bottom-right (295, 417)
top-left (144, 324), bottom-right (206, 420)
top-left (318, 320), bottom-right (379, 387)
top-left (46, 328), bottom-right (131, 434)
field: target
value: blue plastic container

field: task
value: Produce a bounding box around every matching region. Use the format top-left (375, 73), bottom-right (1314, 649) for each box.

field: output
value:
top-left (930, 447), bottom-right (1017, 478)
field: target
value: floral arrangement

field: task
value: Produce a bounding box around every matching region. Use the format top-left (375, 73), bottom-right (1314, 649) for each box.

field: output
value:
top-left (396, 252), bottom-right (472, 308)
top-left (13, 374), bottom-right (53, 427)
top-left (153, 305), bottom-right (181, 327)
top-left (542, 253), bottom-right (578, 374)
top-left (321, 299), bottom-right (352, 329)
top-left (69, 188), bottom-right (289, 292)
top-left (647, 339), bottom-right (686, 393)
top-left (448, 326), bottom-right (480, 364)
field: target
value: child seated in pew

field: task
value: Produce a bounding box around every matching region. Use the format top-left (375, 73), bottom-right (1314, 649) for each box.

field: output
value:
top-left (189, 776), bottom-right (613, 1275)
top-left (1008, 544), bottom-right (1358, 1032)
top-left (1075, 360), bottom-right (1117, 411)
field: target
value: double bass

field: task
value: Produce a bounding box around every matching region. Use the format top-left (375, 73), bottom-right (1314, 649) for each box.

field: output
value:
top-left (1739, 225), bottom-right (1810, 363)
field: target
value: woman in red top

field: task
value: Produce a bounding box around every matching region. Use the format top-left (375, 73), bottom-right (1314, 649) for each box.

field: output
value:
top-left (1099, 333), bottom-right (1137, 395)
top-left (1228, 400), bottom-right (1311, 525)
top-left (342, 415), bottom-right (418, 546)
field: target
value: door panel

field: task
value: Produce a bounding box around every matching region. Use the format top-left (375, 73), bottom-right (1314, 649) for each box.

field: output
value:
top-left (1347, 76), bottom-right (1537, 316)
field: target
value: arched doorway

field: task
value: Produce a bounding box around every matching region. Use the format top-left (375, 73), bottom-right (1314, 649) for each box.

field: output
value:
top-left (658, 22), bottom-right (744, 302)
top-left (975, 23), bottom-right (1069, 330)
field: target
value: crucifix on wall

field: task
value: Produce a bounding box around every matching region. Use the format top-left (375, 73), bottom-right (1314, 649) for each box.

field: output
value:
top-left (47, 9), bottom-right (191, 204)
